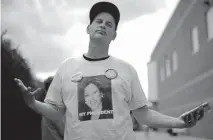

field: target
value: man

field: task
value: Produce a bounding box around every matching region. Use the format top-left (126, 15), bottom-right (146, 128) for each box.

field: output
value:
top-left (15, 2), bottom-right (201, 140)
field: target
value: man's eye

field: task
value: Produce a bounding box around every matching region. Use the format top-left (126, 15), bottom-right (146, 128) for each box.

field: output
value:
top-left (107, 23), bottom-right (112, 28)
top-left (107, 24), bottom-right (112, 28)
top-left (96, 20), bottom-right (102, 23)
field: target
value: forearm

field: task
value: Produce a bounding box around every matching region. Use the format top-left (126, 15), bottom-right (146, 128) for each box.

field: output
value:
top-left (30, 100), bottom-right (64, 122)
top-left (133, 107), bottom-right (185, 129)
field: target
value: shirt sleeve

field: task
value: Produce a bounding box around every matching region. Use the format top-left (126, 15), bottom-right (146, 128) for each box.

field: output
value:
top-left (128, 66), bottom-right (148, 110)
top-left (44, 62), bottom-right (66, 108)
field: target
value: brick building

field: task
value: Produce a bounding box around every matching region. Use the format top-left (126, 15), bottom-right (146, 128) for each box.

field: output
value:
top-left (147, 0), bottom-right (213, 139)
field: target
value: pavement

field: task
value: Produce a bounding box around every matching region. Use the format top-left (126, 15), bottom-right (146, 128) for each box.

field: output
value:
top-left (135, 131), bottom-right (211, 140)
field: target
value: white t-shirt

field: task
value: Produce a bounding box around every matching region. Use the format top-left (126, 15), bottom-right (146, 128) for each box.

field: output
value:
top-left (41, 117), bottom-right (64, 140)
top-left (45, 56), bottom-right (148, 140)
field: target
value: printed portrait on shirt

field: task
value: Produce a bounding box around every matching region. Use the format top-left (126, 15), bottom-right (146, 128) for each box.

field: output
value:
top-left (78, 75), bottom-right (113, 121)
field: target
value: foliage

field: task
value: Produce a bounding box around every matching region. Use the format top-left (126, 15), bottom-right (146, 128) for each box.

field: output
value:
top-left (1, 30), bottom-right (42, 140)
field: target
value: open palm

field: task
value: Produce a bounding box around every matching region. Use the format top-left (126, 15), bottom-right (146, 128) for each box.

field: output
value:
top-left (14, 78), bottom-right (43, 107)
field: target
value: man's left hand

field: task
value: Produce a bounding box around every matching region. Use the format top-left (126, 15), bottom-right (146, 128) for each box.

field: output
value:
top-left (179, 110), bottom-right (199, 128)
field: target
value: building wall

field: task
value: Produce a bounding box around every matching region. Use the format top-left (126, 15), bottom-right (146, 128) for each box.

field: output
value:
top-left (157, 0), bottom-right (213, 98)
top-left (160, 73), bottom-right (213, 139)
top-left (148, 0), bottom-right (213, 139)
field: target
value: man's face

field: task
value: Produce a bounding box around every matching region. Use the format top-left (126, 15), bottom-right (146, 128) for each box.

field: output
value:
top-left (87, 12), bottom-right (117, 43)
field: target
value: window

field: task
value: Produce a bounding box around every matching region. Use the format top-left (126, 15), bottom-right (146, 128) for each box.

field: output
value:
top-left (172, 51), bottom-right (178, 71)
top-left (164, 55), bottom-right (171, 78)
top-left (206, 7), bottom-right (213, 41)
top-left (191, 26), bottom-right (200, 54)
top-left (160, 66), bottom-right (165, 82)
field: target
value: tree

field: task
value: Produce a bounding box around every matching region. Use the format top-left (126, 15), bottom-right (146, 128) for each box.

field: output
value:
top-left (1, 30), bottom-right (42, 140)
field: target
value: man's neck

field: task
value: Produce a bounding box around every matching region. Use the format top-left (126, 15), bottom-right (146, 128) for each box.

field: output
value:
top-left (86, 39), bottom-right (110, 59)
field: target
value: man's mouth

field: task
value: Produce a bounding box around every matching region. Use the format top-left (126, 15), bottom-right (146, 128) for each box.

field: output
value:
top-left (95, 30), bottom-right (106, 35)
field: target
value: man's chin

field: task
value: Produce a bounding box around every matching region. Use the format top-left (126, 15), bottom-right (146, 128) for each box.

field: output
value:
top-left (90, 35), bottom-right (110, 43)
top-left (93, 35), bottom-right (105, 39)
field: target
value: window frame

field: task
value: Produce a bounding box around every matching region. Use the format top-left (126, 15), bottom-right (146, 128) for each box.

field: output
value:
top-left (206, 6), bottom-right (213, 41)
top-left (191, 26), bottom-right (200, 54)
top-left (172, 50), bottom-right (178, 72)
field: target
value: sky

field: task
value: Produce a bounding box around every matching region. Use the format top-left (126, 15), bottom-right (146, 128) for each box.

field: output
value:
top-left (2, 0), bottom-right (179, 97)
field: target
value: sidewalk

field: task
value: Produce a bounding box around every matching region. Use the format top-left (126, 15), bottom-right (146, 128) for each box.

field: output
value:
top-left (135, 131), bottom-right (210, 140)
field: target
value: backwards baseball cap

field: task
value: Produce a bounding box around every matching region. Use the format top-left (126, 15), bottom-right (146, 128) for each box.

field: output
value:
top-left (89, 1), bottom-right (120, 29)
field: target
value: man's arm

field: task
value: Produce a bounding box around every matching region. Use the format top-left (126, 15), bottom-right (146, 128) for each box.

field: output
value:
top-left (132, 106), bottom-right (193, 129)
top-left (128, 64), bottom-right (197, 129)
top-left (31, 100), bottom-right (65, 122)
top-left (14, 78), bottom-right (65, 122)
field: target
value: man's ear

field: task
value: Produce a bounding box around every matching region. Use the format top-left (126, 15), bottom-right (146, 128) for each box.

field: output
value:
top-left (112, 31), bottom-right (117, 40)
top-left (86, 25), bottom-right (90, 34)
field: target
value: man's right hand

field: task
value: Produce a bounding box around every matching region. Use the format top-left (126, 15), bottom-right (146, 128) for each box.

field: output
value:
top-left (14, 78), bottom-right (43, 108)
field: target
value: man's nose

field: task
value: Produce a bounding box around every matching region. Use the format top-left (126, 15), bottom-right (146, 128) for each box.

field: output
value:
top-left (100, 23), bottom-right (106, 29)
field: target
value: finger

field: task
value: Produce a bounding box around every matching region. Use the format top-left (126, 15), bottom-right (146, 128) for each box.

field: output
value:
top-left (14, 78), bottom-right (27, 90)
top-left (14, 79), bottom-right (21, 86)
top-left (181, 113), bottom-right (191, 123)
top-left (28, 87), bottom-right (32, 92)
top-left (190, 113), bottom-right (196, 126)
top-left (14, 78), bottom-right (23, 85)
top-left (14, 78), bottom-right (19, 81)
top-left (181, 111), bottom-right (191, 118)
top-left (31, 88), bottom-right (43, 96)
top-left (197, 108), bottom-right (204, 120)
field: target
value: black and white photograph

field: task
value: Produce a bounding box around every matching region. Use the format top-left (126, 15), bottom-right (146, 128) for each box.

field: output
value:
top-left (78, 75), bottom-right (113, 121)
top-left (1, 0), bottom-right (213, 140)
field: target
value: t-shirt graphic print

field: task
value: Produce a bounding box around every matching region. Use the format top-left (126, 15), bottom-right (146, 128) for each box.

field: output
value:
top-left (78, 75), bottom-right (114, 121)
